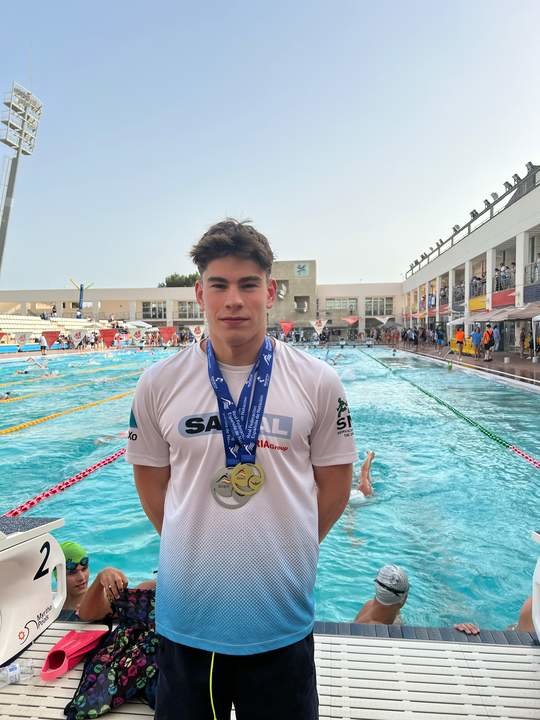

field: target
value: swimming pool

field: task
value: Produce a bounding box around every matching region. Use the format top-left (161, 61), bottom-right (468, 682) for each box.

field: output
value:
top-left (1, 346), bottom-right (538, 630)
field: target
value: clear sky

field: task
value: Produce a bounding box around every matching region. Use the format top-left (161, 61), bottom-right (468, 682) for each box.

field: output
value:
top-left (1, 0), bottom-right (539, 290)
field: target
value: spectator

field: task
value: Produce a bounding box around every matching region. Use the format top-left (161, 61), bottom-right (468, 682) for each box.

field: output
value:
top-left (39, 334), bottom-right (48, 356)
top-left (482, 323), bottom-right (494, 361)
top-left (455, 327), bottom-right (465, 360)
top-left (471, 326), bottom-right (482, 359)
top-left (492, 324), bottom-right (501, 352)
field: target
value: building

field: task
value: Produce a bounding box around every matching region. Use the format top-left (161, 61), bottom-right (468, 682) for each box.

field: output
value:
top-left (0, 260), bottom-right (403, 338)
top-left (402, 162), bottom-right (540, 350)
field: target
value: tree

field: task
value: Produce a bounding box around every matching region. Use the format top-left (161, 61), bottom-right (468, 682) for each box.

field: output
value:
top-left (158, 272), bottom-right (200, 287)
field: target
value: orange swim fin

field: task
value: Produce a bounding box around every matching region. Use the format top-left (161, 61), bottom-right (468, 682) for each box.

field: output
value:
top-left (40, 629), bottom-right (108, 681)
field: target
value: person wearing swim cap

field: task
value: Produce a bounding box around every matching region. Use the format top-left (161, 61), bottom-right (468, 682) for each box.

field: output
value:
top-left (354, 565), bottom-right (409, 625)
top-left (59, 541), bottom-right (128, 621)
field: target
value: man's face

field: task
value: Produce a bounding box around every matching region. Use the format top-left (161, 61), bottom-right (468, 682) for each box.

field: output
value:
top-left (66, 563), bottom-right (89, 599)
top-left (195, 256), bottom-right (276, 354)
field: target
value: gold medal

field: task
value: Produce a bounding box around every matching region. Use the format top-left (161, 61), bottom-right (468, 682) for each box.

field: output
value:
top-left (210, 464), bottom-right (265, 509)
top-left (230, 463), bottom-right (265, 496)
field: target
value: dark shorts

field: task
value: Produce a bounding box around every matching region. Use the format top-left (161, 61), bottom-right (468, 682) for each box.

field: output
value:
top-left (155, 633), bottom-right (318, 720)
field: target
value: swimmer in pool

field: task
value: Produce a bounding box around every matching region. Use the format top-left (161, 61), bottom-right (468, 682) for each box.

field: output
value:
top-left (348, 450), bottom-right (375, 505)
top-left (94, 430), bottom-right (129, 445)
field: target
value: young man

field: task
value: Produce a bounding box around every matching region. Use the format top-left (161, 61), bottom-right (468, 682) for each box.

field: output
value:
top-left (127, 220), bottom-right (357, 720)
top-left (354, 565), bottom-right (409, 625)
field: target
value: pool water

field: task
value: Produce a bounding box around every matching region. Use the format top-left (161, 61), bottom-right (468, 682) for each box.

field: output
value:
top-left (1, 346), bottom-right (538, 630)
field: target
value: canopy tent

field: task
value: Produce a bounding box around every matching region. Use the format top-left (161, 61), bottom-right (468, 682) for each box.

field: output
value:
top-left (446, 317), bottom-right (465, 327)
top-left (506, 302), bottom-right (540, 320)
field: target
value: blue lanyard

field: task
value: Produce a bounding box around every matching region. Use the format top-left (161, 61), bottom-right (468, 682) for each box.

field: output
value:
top-left (207, 336), bottom-right (274, 467)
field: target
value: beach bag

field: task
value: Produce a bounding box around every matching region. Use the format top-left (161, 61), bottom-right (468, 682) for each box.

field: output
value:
top-left (64, 588), bottom-right (158, 719)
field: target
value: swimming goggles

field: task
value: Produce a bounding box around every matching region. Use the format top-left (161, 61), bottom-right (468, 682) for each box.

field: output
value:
top-left (66, 556), bottom-right (89, 574)
top-left (375, 578), bottom-right (407, 596)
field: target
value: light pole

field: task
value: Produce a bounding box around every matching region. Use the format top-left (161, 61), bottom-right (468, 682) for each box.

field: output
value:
top-left (0, 82), bottom-right (43, 275)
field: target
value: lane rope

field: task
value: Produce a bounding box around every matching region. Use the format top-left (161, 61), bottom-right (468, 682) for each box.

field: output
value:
top-left (0, 390), bottom-right (133, 436)
top-left (0, 370), bottom-right (141, 404)
top-left (357, 348), bottom-right (540, 470)
top-left (3, 448), bottom-right (127, 517)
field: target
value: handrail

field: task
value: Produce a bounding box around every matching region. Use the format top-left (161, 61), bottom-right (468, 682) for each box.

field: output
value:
top-left (405, 167), bottom-right (540, 279)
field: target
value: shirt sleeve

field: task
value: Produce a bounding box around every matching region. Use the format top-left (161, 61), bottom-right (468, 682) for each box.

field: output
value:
top-left (309, 364), bottom-right (358, 467)
top-left (125, 368), bottom-right (170, 467)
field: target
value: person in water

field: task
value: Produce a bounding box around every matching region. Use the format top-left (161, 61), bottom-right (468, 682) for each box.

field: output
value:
top-left (354, 565), bottom-right (410, 625)
top-left (348, 450), bottom-right (375, 505)
top-left (58, 541), bottom-right (128, 621)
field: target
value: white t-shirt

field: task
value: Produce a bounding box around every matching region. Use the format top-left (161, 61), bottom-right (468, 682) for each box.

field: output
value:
top-left (40, 336), bottom-right (47, 347)
top-left (126, 340), bottom-right (357, 654)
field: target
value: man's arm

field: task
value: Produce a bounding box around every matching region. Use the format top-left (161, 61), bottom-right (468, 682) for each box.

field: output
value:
top-left (313, 463), bottom-right (352, 542)
top-left (133, 464), bottom-right (170, 535)
top-left (78, 567), bottom-right (128, 622)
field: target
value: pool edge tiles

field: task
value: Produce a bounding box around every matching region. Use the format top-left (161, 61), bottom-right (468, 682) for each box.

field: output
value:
top-left (313, 620), bottom-right (539, 646)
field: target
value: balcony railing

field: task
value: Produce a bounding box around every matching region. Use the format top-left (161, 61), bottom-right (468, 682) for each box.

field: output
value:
top-left (453, 287), bottom-right (465, 304)
top-left (525, 260), bottom-right (540, 286)
top-left (469, 279), bottom-right (486, 297)
top-left (438, 289), bottom-right (449, 305)
top-left (493, 271), bottom-right (515, 292)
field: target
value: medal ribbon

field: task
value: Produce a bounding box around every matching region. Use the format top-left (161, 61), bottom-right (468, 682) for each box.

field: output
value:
top-left (207, 336), bottom-right (274, 467)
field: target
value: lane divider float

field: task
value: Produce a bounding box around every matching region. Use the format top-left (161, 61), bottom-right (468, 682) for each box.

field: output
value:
top-left (0, 390), bottom-right (133, 436)
top-left (358, 348), bottom-right (540, 470)
top-left (3, 448), bottom-right (127, 517)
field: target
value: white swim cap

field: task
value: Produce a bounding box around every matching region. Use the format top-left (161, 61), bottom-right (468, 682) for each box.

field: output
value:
top-left (374, 565), bottom-right (409, 606)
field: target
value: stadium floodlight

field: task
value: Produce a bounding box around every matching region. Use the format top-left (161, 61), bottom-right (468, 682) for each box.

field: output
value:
top-left (452, 224), bottom-right (460, 233)
top-left (483, 199), bottom-right (491, 209)
top-left (512, 173), bottom-right (521, 184)
top-left (504, 181), bottom-right (513, 192)
top-left (0, 82), bottom-right (43, 275)
top-left (491, 192), bottom-right (499, 201)
top-left (526, 162), bottom-right (534, 173)
top-left (429, 246), bottom-right (434, 252)
top-left (470, 209), bottom-right (479, 219)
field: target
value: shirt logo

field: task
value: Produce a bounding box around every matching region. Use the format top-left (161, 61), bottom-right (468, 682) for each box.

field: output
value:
top-left (128, 409), bottom-right (138, 441)
top-left (179, 412), bottom-right (293, 439)
top-left (336, 397), bottom-right (353, 437)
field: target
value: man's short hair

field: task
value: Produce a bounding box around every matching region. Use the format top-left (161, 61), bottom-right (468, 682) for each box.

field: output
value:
top-left (190, 219), bottom-right (274, 276)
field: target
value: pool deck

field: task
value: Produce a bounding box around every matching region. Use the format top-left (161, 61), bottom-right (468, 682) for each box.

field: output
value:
top-left (1, 620), bottom-right (539, 719)
top-left (396, 344), bottom-right (540, 386)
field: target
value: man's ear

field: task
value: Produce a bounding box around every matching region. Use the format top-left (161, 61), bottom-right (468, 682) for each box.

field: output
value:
top-left (266, 278), bottom-right (277, 308)
top-left (195, 279), bottom-right (205, 311)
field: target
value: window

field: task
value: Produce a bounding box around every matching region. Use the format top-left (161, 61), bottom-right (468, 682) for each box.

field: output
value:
top-left (294, 296), bottom-right (309, 313)
top-left (365, 297), bottom-right (394, 316)
top-left (142, 301), bottom-right (166, 320)
top-left (178, 301), bottom-right (204, 320)
top-left (325, 297), bottom-right (357, 313)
